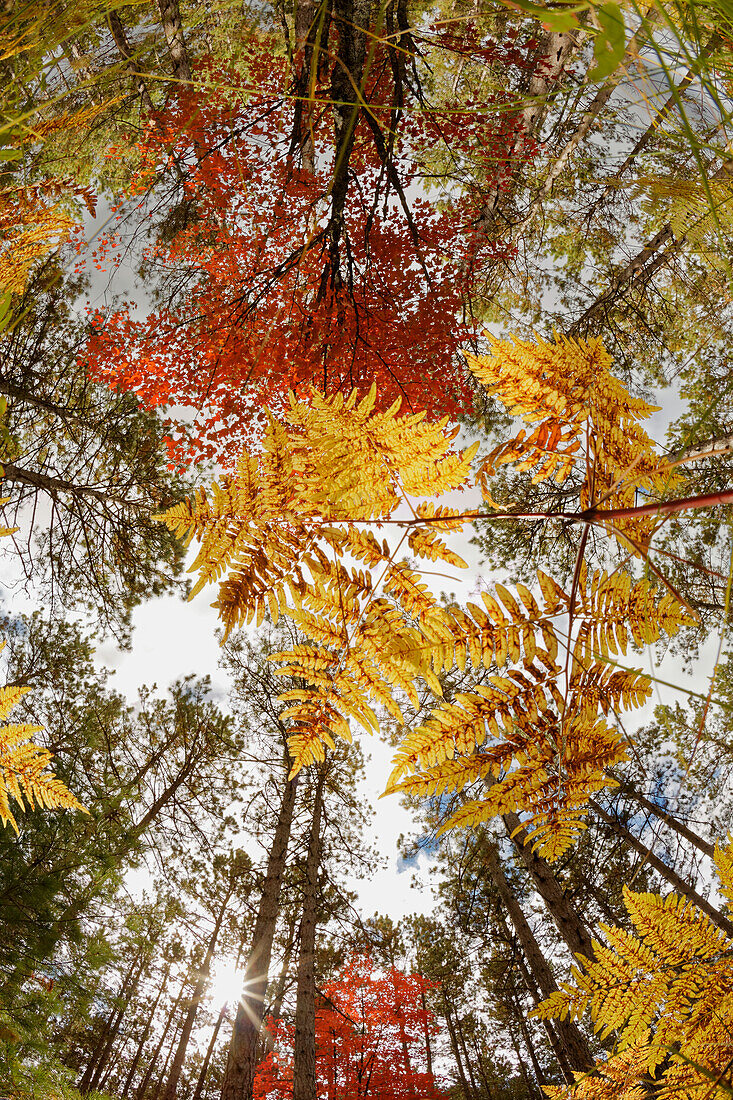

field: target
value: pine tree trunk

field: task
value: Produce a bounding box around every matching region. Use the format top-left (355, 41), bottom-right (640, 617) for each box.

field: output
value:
top-left (420, 989), bottom-right (433, 1076)
top-left (468, 1029), bottom-right (496, 1100)
top-left (588, 799), bottom-right (733, 936)
top-left (157, 0), bottom-right (192, 82)
top-left (193, 1004), bottom-right (228, 1100)
top-left (89, 951), bottom-right (150, 1092)
top-left (610, 777), bottom-right (715, 858)
top-left (443, 998), bottom-right (474, 1098)
top-left (511, 941), bottom-right (575, 1084)
top-left (484, 843), bottom-right (595, 1073)
top-left (509, 979), bottom-right (546, 1089)
top-left (57, 758), bottom-right (203, 948)
top-left (121, 963), bottom-right (171, 1100)
top-left (292, 765), bottom-right (327, 1100)
top-left (260, 907), bottom-right (298, 1056)
top-left (162, 887), bottom-right (233, 1100)
top-left (455, 1014), bottom-right (480, 1098)
top-left (508, 1026), bottom-right (541, 1100)
top-left (503, 813), bottom-right (596, 961)
top-left (149, 1017), bottom-right (184, 1100)
top-left (137, 975), bottom-right (187, 1100)
top-left (220, 757), bottom-right (299, 1100)
top-left (79, 945), bottom-right (147, 1093)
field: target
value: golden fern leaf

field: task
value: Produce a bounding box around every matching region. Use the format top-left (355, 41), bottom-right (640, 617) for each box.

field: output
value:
top-left (159, 386), bottom-right (481, 769)
top-left (0, 685), bottom-right (86, 833)
top-left (425, 713), bottom-right (625, 859)
top-left (570, 661), bottom-right (653, 719)
top-left (534, 876), bottom-right (733, 1099)
top-left (714, 837), bottom-right (733, 908)
top-left (468, 333), bottom-right (681, 553)
top-left (166, 354), bottom-right (693, 860)
top-left (0, 188), bottom-right (78, 294)
top-left (572, 564), bottom-right (694, 665)
top-left (642, 177), bottom-right (733, 245)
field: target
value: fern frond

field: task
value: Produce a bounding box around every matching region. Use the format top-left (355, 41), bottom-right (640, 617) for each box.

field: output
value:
top-left (0, 687), bottom-right (86, 833)
top-left (533, 872), bottom-right (733, 1099)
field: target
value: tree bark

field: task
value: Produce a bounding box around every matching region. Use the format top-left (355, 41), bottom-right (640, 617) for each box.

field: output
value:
top-left (149, 1017), bottom-right (184, 1100)
top-left (588, 799), bottom-right (733, 937)
top-left (567, 224), bottom-right (679, 335)
top-left (514, 944), bottom-right (575, 1084)
top-left (610, 774), bottom-right (716, 859)
top-left (136, 975), bottom-right (187, 1100)
top-left (484, 843), bottom-right (595, 1074)
top-left (79, 945), bottom-right (147, 1093)
top-left (455, 1013), bottom-right (480, 1098)
top-left (420, 988), bottom-right (433, 1077)
top-left (260, 906), bottom-right (298, 1056)
top-left (220, 755), bottom-right (299, 1100)
top-left (192, 1004), bottom-right (228, 1100)
top-left (162, 885), bottom-right (233, 1100)
top-left (503, 813), bottom-right (596, 962)
top-left (290, 0), bottom-right (324, 173)
top-left (108, 10), bottom-right (157, 114)
top-left (514, 8), bottom-right (661, 233)
top-left (293, 764), bottom-right (327, 1100)
top-left (157, 0), bottom-right (192, 83)
top-left (508, 1025), bottom-right (541, 1100)
top-left (443, 998), bottom-right (474, 1099)
top-left (474, 28), bottom-right (585, 234)
top-left (510, 978), bottom-right (547, 1090)
top-left (121, 962), bottom-right (172, 1100)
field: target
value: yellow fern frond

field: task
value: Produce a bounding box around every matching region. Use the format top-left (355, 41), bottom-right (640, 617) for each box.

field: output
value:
top-left (0, 685), bottom-right (86, 833)
top-left (534, 870), bottom-right (733, 1099)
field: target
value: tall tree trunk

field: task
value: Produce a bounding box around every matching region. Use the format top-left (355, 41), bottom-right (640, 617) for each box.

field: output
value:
top-left (290, 0), bottom-right (325, 173)
top-left (57, 751), bottom-right (204, 947)
top-left (567, 224), bottom-right (679, 336)
top-left (508, 1025), bottom-right (541, 1100)
top-left (162, 886), bottom-right (233, 1100)
top-left (503, 813), bottom-right (596, 961)
top-left (510, 937), bottom-right (575, 1084)
top-left (79, 945), bottom-right (147, 1093)
top-left (513, 8), bottom-right (660, 233)
top-left (484, 843), bottom-right (595, 1074)
top-left (221, 755), bottom-right (299, 1100)
top-left (260, 906), bottom-right (298, 1056)
top-left (292, 764), bottom-right (327, 1100)
top-left (455, 1013), bottom-right (480, 1098)
top-left (443, 998), bottom-right (474, 1099)
top-left (137, 975), bottom-right (187, 1100)
top-left (150, 1017), bottom-right (184, 1100)
top-left (420, 988), bottom-right (433, 1077)
top-left (107, 10), bottom-right (157, 114)
top-left (588, 798), bottom-right (733, 936)
top-left (121, 963), bottom-right (172, 1100)
top-left (89, 951), bottom-right (150, 1092)
top-left (157, 0), bottom-right (192, 83)
top-left (193, 1004), bottom-right (228, 1100)
top-left (475, 27), bottom-right (584, 233)
top-left (509, 979), bottom-right (547, 1089)
top-left (469, 1029), bottom-right (497, 1100)
top-left (610, 776), bottom-right (715, 858)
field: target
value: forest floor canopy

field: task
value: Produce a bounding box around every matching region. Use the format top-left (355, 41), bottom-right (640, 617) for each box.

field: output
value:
top-left (2, 0), bottom-right (733, 1098)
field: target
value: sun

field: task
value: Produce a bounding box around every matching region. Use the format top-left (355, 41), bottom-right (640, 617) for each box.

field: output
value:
top-left (209, 958), bottom-right (243, 1008)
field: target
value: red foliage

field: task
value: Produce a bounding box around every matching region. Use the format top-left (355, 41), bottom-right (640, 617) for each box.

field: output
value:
top-left (254, 956), bottom-right (448, 1100)
top-left (86, 31), bottom-right (531, 467)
